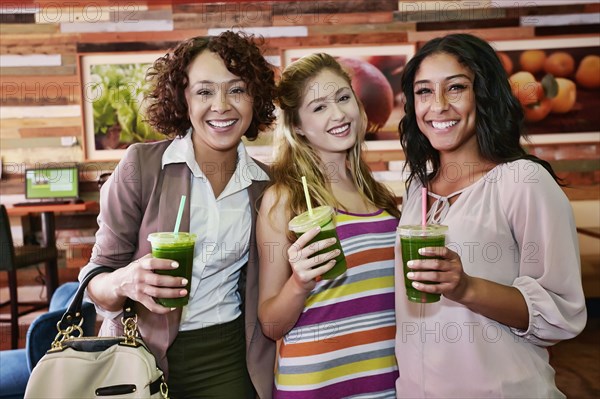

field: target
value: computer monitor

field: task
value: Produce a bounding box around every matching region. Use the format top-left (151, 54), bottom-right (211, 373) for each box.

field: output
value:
top-left (25, 165), bottom-right (79, 200)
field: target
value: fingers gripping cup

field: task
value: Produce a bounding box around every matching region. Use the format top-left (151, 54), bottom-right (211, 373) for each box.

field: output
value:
top-left (288, 205), bottom-right (347, 280)
top-left (147, 232), bottom-right (197, 307)
top-left (398, 224), bottom-right (448, 303)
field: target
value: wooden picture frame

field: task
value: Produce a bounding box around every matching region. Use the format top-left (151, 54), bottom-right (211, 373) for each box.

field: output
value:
top-left (80, 52), bottom-right (164, 161)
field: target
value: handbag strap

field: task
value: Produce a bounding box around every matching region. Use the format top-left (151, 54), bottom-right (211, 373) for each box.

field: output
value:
top-left (53, 266), bottom-right (139, 349)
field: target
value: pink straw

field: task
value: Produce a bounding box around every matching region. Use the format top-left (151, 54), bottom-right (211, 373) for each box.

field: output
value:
top-left (421, 186), bottom-right (427, 227)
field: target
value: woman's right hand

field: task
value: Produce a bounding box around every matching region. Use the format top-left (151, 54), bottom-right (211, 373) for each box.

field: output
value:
top-left (112, 254), bottom-right (188, 314)
top-left (287, 227), bottom-right (339, 292)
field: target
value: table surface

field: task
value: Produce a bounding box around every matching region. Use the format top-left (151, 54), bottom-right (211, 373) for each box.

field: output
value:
top-left (6, 201), bottom-right (99, 216)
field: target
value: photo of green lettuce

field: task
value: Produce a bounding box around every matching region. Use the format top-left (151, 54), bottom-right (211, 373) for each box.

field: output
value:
top-left (90, 63), bottom-right (163, 150)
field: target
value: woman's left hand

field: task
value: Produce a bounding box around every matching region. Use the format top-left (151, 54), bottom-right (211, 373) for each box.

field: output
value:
top-left (406, 246), bottom-right (472, 303)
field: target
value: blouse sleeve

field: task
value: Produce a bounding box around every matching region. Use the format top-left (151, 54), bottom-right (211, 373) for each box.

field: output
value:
top-left (79, 144), bottom-right (144, 319)
top-left (499, 160), bottom-right (587, 346)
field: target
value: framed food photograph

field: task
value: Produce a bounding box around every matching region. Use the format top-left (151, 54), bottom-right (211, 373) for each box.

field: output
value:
top-left (80, 52), bottom-right (165, 161)
top-left (282, 44), bottom-right (416, 143)
top-left (491, 36), bottom-right (600, 139)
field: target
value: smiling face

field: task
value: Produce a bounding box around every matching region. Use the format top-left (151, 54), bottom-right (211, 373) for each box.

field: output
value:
top-left (413, 52), bottom-right (477, 155)
top-left (296, 69), bottom-right (361, 158)
top-left (185, 50), bottom-right (253, 157)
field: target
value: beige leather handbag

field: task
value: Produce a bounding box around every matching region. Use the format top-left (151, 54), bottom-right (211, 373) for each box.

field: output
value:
top-left (24, 267), bottom-right (169, 399)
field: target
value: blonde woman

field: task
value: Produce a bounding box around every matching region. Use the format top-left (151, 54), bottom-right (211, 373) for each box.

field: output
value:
top-left (257, 53), bottom-right (401, 398)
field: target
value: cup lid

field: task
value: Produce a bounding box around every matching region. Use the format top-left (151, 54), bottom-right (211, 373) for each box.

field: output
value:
top-left (288, 205), bottom-right (333, 232)
top-left (397, 224), bottom-right (448, 237)
top-left (148, 232), bottom-right (197, 246)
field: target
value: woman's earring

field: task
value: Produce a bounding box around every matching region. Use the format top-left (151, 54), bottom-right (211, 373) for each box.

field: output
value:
top-left (295, 127), bottom-right (304, 136)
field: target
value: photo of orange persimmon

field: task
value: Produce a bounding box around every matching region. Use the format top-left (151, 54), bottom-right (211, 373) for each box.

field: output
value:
top-left (544, 51), bottom-right (576, 78)
top-left (575, 55), bottom-right (600, 89)
top-left (509, 71), bottom-right (544, 106)
top-left (520, 50), bottom-right (546, 74)
top-left (524, 98), bottom-right (553, 122)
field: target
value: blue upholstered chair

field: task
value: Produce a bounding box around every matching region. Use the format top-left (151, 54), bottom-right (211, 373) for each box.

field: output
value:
top-left (0, 282), bottom-right (97, 399)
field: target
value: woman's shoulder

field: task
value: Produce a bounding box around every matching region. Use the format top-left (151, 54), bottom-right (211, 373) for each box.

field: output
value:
top-left (118, 140), bottom-right (172, 167)
top-left (488, 159), bottom-right (556, 188)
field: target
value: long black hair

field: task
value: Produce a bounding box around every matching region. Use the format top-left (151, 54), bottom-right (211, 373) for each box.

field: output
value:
top-left (399, 33), bottom-right (561, 187)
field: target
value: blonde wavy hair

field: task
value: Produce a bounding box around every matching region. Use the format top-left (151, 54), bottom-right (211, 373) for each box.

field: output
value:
top-left (269, 53), bottom-right (400, 229)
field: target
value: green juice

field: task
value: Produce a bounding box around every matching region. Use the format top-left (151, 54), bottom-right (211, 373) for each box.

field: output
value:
top-left (289, 205), bottom-right (347, 280)
top-left (400, 235), bottom-right (445, 303)
top-left (148, 232), bottom-right (196, 308)
top-left (299, 225), bottom-right (347, 280)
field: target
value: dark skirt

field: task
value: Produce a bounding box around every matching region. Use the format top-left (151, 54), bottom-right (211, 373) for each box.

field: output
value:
top-left (166, 316), bottom-right (255, 399)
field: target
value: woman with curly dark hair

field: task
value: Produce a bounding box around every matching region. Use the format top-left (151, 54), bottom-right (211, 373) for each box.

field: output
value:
top-left (394, 33), bottom-right (586, 398)
top-left (80, 31), bottom-right (277, 399)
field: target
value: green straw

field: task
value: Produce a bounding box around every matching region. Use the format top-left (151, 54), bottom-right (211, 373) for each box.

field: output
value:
top-left (173, 195), bottom-right (186, 233)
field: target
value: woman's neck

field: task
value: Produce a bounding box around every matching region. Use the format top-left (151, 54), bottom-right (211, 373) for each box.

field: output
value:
top-left (432, 148), bottom-right (495, 197)
top-left (193, 141), bottom-right (239, 199)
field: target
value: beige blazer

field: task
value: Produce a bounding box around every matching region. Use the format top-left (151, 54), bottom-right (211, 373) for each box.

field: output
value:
top-left (83, 140), bottom-right (275, 399)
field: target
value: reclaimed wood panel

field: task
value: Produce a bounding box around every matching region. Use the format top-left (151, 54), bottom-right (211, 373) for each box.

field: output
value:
top-left (0, 42), bottom-right (77, 55)
top-left (263, 32), bottom-right (410, 52)
top-left (109, 9), bottom-right (173, 22)
top-left (0, 145), bottom-right (84, 164)
top-left (408, 26), bottom-right (535, 43)
top-left (173, 3), bottom-right (272, 29)
top-left (60, 19), bottom-right (173, 33)
top-left (0, 75), bottom-right (81, 106)
top-left (535, 24), bottom-right (600, 36)
top-left (0, 65), bottom-right (76, 76)
top-left (76, 41), bottom-right (176, 53)
top-left (0, 23), bottom-right (59, 35)
top-left (75, 29), bottom-right (207, 45)
top-left (308, 22), bottom-right (416, 36)
top-left (8, 0), bottom-right (148, 7)
top-left (271, 0), bottom-right (398, 15)
top-left (0, 53), bottom-right (61, 67)
top-left (0, 33), bottom-right (77, 46)
top-left (0, 13), bottom-right (35, 23)
top-left (273, 11), bottom-right (393, 26)
top-left (395, 7), bottom-right (507, 22)
top-left (0, 105), bottom-right (81, 119)
top-left (19, 125), bottom-right (82, 138)
top-left (416, 17), bottom-right (520, 31)
top-left (508, 3), bottom-right (599, 17)
top-left (1, 116), bottom-right (82, 129)
top-left (34, 6), bottom-right (111, 23)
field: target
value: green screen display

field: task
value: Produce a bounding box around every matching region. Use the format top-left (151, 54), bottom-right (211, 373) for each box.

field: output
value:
top-left (25, 167), bottom-right (79, 199)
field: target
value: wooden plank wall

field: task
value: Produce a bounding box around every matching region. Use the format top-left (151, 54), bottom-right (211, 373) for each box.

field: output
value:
top-left (1, 0), bottom-right (599, 198)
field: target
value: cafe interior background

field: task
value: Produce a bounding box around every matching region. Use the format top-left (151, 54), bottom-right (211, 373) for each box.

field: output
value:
top-left (0, 1), bottom-right (598, 394)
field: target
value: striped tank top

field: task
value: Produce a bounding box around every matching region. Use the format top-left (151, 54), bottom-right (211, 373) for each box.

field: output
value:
top-left (274, 209), bottom-right (399, 399)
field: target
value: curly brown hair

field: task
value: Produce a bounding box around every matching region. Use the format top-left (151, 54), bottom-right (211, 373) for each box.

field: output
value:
top-left (144, 31), bottom-right (276, 140)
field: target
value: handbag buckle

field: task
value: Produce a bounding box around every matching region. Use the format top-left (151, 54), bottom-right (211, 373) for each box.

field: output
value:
top-left (121, 314), bottom-right (139, 346)
top-left (49, 317), bottom-right (84, 351)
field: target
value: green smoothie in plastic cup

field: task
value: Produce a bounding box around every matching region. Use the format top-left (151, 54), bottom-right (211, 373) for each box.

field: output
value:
top-left (398, 224), bottom-right (448, 303)
top-left (147, 232), bottom-right (197, 307)
top-left (288, 205), bottom-right (347, 280)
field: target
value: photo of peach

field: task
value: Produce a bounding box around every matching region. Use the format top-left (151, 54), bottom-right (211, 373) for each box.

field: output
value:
top-left (495, 37), bottom-right (599, 134)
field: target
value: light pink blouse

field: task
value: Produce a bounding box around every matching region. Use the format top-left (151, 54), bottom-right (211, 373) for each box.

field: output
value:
top-left (395, 159), bottom-right (587, 398)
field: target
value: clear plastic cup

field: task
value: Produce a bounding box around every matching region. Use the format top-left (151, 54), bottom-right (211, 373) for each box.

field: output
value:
top-left (398, 224), bottom-right (448, 303)
top-left (288, 206), bottom-right (347, 279)
top-left (147, 232), bottom-right (196, 307)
